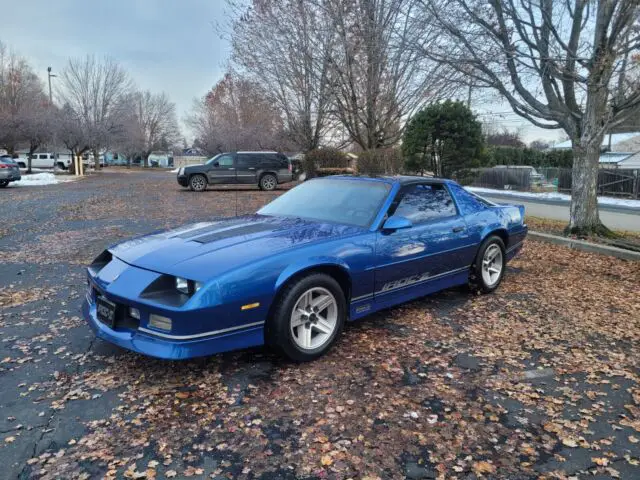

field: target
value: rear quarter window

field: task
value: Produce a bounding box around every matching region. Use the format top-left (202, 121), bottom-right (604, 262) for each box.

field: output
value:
top-left (448, 184), bottom-right (490, 215)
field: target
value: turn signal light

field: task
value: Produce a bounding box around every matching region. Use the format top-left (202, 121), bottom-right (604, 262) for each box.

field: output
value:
top-left (149, 314), bottom-right (172, 331)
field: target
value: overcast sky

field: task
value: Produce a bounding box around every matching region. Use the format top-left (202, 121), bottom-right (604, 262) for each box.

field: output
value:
top-left (0, 0), bottom-right (230, 139)
top-left (0, 0), bottom-right (563, 145)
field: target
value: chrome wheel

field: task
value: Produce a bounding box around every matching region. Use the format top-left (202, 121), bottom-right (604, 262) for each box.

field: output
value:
top-left (290, 287), bottom-right (337, 351)
top-left (190, 175), bottom-right (206, 191)
top-left (261, 175), bottom-right (276, 191)
top-left (481, 244), bottom-right (503, 287)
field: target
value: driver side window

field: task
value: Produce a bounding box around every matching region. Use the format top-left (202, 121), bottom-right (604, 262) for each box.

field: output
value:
top-left (216, 155), bottom-right (234, 167)
top-left (393, 183), bottom-right (457, 224)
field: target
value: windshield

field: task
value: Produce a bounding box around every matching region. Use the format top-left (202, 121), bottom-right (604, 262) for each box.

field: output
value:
top-left (205, 154), bottom-right (221, 165)
top-left (258, 178), bottom-right (391, 227)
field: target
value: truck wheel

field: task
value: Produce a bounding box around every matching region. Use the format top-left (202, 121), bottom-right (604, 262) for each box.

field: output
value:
top-left (189, 174), bottom-right (207, 192)
top-left (259, 174), bottom-right (277, 191)
top-left (0, 181), bottom-right (8, 188)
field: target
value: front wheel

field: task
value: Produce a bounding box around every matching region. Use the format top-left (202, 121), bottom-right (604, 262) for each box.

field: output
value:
top-left (268, 273), bottom-right (346, 361)
top-left (259, 174), bottom-right (277, 191)
top-left (470, 235), bottom-right (506, 293)
top-left (189, 174), bottom-right (207, 192)
top-left (0, 180), bottom-right (8, 188)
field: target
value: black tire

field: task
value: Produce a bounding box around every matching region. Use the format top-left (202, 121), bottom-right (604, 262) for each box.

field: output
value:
top-left (268, 273), bottom-right (346, 362)
top-left (189, 174), bottom-right (207, 192)
top-left (259, 173), bottom-right (277, 191)
top-left (0, 180), bottom-right (8, 188)
top-left (469, 235), bottom-right (506, 293)
top-left (57, 162), bottom-right (66, 170)
top-left (18, 162), bottom-right (26, 168)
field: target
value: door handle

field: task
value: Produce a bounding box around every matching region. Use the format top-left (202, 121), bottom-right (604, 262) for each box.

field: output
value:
top-left (248, 167), bottom-right (256, 170)
top-left (228, 168), bottom-right (235, 170)
top-left (452, 226), bottom-right (465, 233)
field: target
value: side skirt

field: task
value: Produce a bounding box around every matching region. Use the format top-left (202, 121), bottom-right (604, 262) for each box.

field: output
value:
top-left (348, 269), bottom-right (470, 321)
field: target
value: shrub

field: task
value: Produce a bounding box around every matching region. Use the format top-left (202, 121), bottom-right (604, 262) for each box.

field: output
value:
top-left (357, 148), bottom-right (403, 175)
top-left (304, 148), bottom-right (348, 178)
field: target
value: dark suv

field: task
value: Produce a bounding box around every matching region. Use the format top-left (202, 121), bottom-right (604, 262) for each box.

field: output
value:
top-left (177, 151), bottom-right (293, 192)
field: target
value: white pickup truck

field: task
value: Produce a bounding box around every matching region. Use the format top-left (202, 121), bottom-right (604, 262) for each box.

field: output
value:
top-left (16, 153), bottom-right (57, 169)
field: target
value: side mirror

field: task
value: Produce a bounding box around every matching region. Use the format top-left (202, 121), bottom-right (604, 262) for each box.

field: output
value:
top-left (382, 215), bottom-right (413, 232)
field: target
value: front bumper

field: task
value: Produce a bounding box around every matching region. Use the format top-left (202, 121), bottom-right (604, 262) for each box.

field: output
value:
top-left (82, 258), bottom-right (268, 359)
top-left (83, 291), bottom-right (265, 359)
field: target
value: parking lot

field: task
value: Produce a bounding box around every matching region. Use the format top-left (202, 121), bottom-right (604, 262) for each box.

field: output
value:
top-left (1, 170), bottom-right (639, 479)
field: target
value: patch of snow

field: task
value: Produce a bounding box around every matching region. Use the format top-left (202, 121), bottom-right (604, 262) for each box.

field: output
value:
top-left (467, 186), bottom-right (640, 209)
top-left (170, 168), bottom-right (180, 173)
top-left (10, 173), bottom-right (77, 187)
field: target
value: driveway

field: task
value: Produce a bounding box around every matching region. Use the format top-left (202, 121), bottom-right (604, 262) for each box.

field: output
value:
top-left (1, 171), bottom-right (638, 479)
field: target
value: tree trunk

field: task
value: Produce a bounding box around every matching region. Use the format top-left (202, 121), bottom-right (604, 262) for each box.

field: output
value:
top-left (93, 149), bottom-right (101, 170)
top-left (568, 142), bottom-right (603, 236)
top-left (27, 154), bottom-right (33, 174)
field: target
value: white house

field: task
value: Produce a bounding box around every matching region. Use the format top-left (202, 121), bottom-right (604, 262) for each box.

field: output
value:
top-left (550, 132), bottom-right (640, 168)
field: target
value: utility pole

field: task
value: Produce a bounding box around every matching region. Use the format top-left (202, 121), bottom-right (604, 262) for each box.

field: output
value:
top-left (47, 67), bottom-right (56, 105)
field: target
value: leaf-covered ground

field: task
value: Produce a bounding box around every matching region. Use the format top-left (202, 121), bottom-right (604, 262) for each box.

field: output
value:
top-left (0, 170), bottom-right (638, 479)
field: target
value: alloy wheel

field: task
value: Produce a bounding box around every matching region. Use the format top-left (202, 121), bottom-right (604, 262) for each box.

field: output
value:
top-left (191, 175), bottom-right (206, 191)
top-left (481, 244), bottom-right (503, 287)
top-left (261, 175), bottom-right (276, 190)
top-left (290, 287), bottom-right (338, 350)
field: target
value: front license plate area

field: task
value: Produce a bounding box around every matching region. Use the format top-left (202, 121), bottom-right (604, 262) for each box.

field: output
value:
top-left (96, 296), bottom-right (117, 328)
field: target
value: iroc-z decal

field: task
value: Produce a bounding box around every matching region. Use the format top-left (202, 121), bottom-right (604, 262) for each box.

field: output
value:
top-left (378, 266), bottom-right (471, 295)
top-left (380, 271), bottom-right (431, 293)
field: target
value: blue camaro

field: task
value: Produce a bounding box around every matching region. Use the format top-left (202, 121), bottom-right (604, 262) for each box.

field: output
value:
top-left (83, 176), bottom-right (527, 361)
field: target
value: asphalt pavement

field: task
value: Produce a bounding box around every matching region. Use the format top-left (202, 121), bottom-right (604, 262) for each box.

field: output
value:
top-left (480, 192), bottom-right (640, 232)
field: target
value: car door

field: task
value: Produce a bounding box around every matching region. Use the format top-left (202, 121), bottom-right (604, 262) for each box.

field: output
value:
top-left (373, 183), bottom-right (475, 305)
top-left (235, 153), bottom-right (258, 184)
top-left (206, 153), bottom-right (236, 184)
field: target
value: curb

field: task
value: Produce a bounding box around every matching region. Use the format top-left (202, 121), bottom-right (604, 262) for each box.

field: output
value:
top-left (528, 231), bottom-right (640, 261)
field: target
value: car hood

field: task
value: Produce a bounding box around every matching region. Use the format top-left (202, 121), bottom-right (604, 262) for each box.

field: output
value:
top-left (109, 215), bottom-right (364, 281)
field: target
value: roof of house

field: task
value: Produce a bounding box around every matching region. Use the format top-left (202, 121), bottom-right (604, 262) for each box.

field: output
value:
top-left (599, 152), bottom-right (634, 164)
top-left (551, 132), bottom-right (640, 150)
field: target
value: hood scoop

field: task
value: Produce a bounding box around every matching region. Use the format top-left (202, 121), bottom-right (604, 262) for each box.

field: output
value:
top-left (192, 223), bottom-right (275, 244)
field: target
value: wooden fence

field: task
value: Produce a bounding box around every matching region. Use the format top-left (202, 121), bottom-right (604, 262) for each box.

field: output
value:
top-left (462, 167), bottom-right (639, 199)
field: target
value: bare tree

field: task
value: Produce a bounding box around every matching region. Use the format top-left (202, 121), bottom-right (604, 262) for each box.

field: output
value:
top-left (121, 90), bottom-right (180, 166)
top-left (323, 0), bottom-right (457, 150)
top-left (0, 41), bottom-right (50, 170)
top-left (58, 55), bottom-right (132, 169)
top-left (230, 0), bottom-right (335, 151)
top-left (186, 72), bottom-right (291, 154)
top-left (56, 104), bottom-right (91, 173)
top-left (422, 0), bottom-right (640, 235)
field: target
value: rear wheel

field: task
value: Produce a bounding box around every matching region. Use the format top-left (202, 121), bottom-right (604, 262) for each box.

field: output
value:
top-left (18, 162), bottom-right (26, 168)
top-left (469, 235), bottom-right (506, 293)
top-left (268, 273), bottom-right (346, 361)
top-left (0, 180), bottom-right (8, 188)
top-left (259, 173), bottom-right (277, 191)
top-left (189, 174), bottom-right (207, 192)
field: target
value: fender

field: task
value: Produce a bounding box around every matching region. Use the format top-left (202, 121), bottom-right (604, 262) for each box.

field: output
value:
top-left (274, 256), bottom-right (352, 292)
